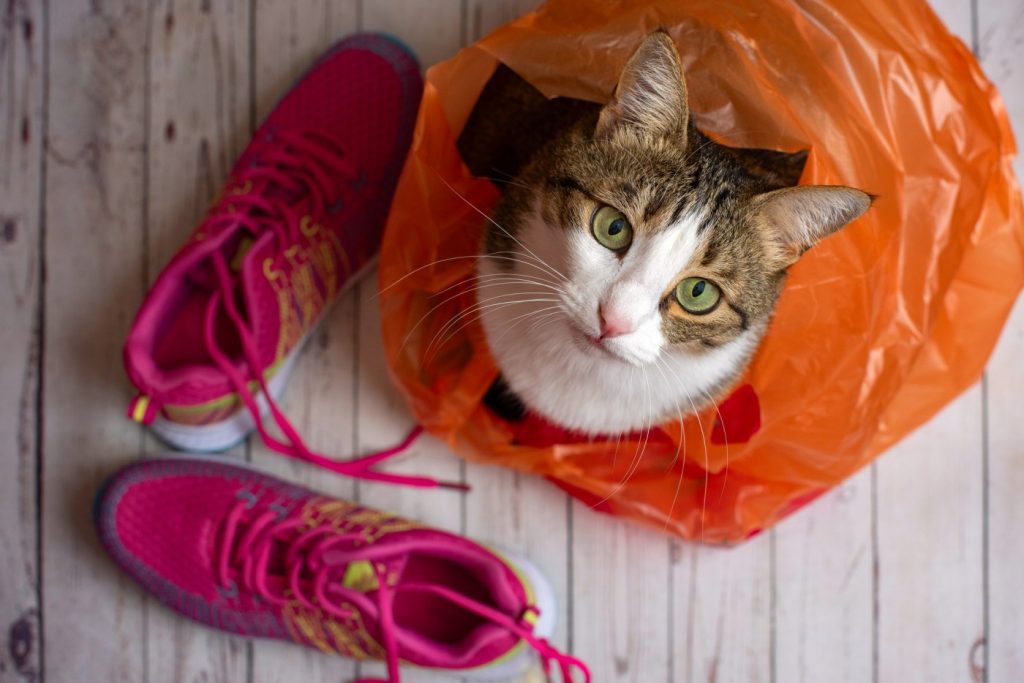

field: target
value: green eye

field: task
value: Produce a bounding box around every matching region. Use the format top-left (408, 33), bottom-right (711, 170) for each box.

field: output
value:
top-left (675, 277), bottom-right (721, 314)
top-left (591, 206), bottom-right (633, 251)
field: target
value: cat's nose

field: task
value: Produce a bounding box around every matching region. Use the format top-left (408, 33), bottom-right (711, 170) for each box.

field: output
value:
top-left (599, 305), bottom-right (636, 338)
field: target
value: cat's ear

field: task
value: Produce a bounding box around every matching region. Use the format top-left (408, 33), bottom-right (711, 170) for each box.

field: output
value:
top-left (595, 31), bottom-right (689, 141)
top-left (752, 186), bottom-right (872, 266)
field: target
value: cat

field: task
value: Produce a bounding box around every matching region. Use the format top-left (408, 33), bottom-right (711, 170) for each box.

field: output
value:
top-left (456, 30), bottom-right (871, 436)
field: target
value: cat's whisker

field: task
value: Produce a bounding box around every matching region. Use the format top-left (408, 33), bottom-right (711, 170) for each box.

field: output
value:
top-left (486, 166), bottom-right (533, 188)
top-left (398, 277), bottom-right (561, 353)
top-left (593, 363), bottom-right (655, 509)
top-left (437, 173), bottom-right (568, 284)
top-left (483, 175), bottom-right (533, 191)
top-left (430, 292), bottom-right (559, 348)
top-left (378, 252), bottom-right (564, 298)
top-left (483, 251), bottom-right (571, 286)
top-left (692, 376), bottom-right (731, 503)
top-left (434, 298), bottom-right (562, 357)
top-left (475, 272), bottom-right (568, 295)
top-left (653, 356), bottom-right (689, 531)
top-left (665, 374), bottom-right (712, 543)
top-left (492, 306), bottom-right (564, 347)
top-left (424, 295), bottom-right (561, 360)
top-left (523, 309), bottom-right (565, 337)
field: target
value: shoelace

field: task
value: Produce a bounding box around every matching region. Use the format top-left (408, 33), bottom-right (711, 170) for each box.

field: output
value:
top-left (217, 499), bottom-right (591, 683)
top-left (199, 130), bottom-right (466, 491)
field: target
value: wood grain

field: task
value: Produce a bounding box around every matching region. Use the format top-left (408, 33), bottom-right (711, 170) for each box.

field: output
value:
top-left (0, 0), bottom-right (43, 679)
top-left (875, 385), bottom-right (985, 682)
top-left (573, 506), bottom-right (671, 682)
top-left (774, 470), bottom-right (873, 683)
top-left (144, 1), bottom-right (254, 681)
top-left (361, 0), bottom-right (464, 69)
top-left (464, 0), bottom-right (539, 44)
top-left (5, 1), bottom-right (1021, 682)
top-left (41, 1), bottom-right (149, 681)
top-left (674, 533), bottom-right (772, 683)
top-left (979, 3), bottom-right (1024, 678)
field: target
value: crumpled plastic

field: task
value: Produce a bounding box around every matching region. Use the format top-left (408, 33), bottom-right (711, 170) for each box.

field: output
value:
top-left (378, 0), bottom-right (1024, 543)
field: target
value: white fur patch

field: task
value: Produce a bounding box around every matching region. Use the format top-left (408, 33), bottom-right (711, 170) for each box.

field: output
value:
top-left (478, 200), bottom-right (754, 435)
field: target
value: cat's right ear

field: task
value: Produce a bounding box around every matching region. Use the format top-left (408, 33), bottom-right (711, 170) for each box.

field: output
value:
top-left (595, 31), bottom-right (689, 142)
top-left (752, 186), bottom-right (873, 267)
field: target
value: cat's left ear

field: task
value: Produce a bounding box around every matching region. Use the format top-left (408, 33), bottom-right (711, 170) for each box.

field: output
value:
top-left (752, 186), bottom-right (873, 266)
top-left (596, 31), bottom-right (689, 141)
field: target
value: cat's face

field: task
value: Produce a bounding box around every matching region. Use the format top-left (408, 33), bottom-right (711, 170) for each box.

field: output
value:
top-left (477, 32), bottom-right (870, 434)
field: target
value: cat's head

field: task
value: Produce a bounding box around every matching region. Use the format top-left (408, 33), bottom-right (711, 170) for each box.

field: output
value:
top-left (478, 31), bottom-right (871, 433)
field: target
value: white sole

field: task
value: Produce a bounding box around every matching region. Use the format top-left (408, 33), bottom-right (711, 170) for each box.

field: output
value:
top-left (148, 258), bottom-right (377, 453)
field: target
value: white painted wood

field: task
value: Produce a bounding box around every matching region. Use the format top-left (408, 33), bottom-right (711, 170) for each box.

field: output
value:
top-left (673, 533), bottom-right (772, 683)
top-left (41, 2), bottom-right (149, 681)
top-left (978, 1), bottom-right (1024, 678)
top-left (249, 2), bottom-right (363, 681)
top-left (144, 1), bottom-right (254, 681)
top-left (362, 0), bottom-right (465, 69)
top-left (464, 0), bottom-right (539, 43)
top-left (15, 2), bottom-right (1024, 683)
top-left (978, 0), bottom-right (1024, 179)
top-left (875, 385), bottom-right (985, 682)
top-left (773, 470), bottom-right (873, 683)
top-left (985, 299), bottom-right (1024, 683)
top-left (0, 0), bottom-right (43, 679)
top-left (573, 506), bottom-right (671, 683)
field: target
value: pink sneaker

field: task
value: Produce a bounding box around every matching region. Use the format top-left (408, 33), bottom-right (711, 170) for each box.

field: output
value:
top-left (122, 34), bottom-right (435, 487)
top-left (94, 458), bottom-right (589, 682)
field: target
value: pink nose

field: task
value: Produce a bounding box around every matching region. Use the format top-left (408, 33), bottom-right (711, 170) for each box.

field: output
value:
top-left (599, 305), bottom-right (636, 338)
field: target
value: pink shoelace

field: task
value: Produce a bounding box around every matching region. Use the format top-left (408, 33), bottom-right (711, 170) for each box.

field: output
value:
top-left (199, 130), bottom-right (466, 491)
top-left (217, 498), bottom-right (591, 683)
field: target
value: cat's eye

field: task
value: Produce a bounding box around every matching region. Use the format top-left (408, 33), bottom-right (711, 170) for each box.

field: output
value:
top-left (591, 206), bottom-right (633, 251)
top-left (675, 277), bottom-right (721, 314)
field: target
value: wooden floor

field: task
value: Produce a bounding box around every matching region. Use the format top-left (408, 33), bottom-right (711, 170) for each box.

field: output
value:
top-left (1, 1), bottom-right (1022, 681)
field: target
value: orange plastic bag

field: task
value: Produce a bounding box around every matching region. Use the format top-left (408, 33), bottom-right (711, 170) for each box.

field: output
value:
top-left (378, 0), bottom-right (1024, 543)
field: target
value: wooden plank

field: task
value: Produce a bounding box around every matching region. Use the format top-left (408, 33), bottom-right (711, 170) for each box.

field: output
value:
top-left (252, 1), bottom-right (361, 123)
top-left (672, 534), bottom-right (771, 683)
top-left (41, 1), bottom-right (149, 680)
top-left (0, 0), bottom-right (43, 679)
top-left (875, 385), bottom-right (985, 682)
top-left (143, 1), bottom-right (253, 681)
top-left (574, 508), bottom-right (671, 682)
top-left (985, 297), bottom-right (1024, 682)
top-left (978, 0), bottom-right (1024, 677)
top-left (464, 0), bottom-right (539, 43)
top-left (248, 3), bottom-right (363, 682)
top-left (361, 0), bottom-right (464, 69)
top-left (355, 5), bottom-right (467, 680)
top-left (773, 470), bottom-right (873, 683)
